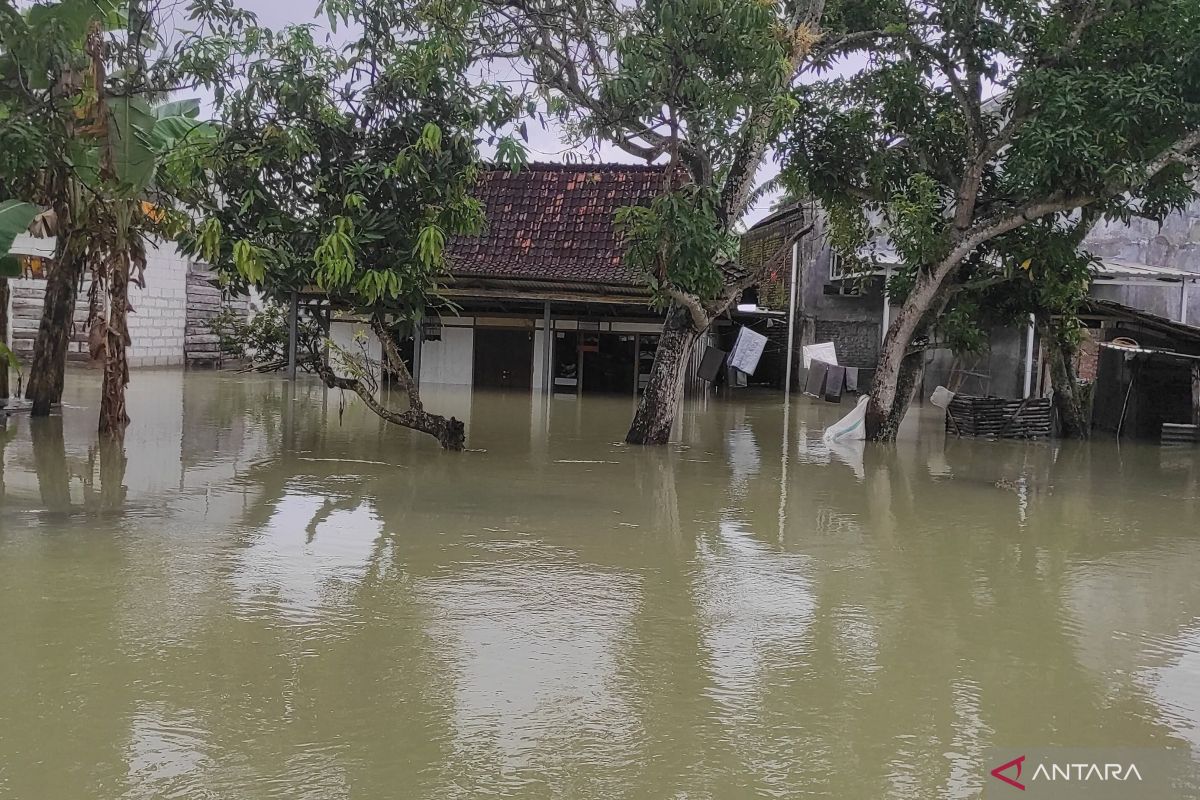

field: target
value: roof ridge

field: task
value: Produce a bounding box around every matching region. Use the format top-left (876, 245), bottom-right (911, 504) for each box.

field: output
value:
top-left (486, 161), bottom-right (665, 173)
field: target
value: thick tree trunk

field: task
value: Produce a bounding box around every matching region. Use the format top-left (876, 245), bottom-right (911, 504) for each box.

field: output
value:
top-left (626, 303), bottom-right (706, 446)
top-left (98, 254), bottom-right (131, 435)
top-left (1040, 318), bottom-right (1090, 439)
top-left (866, 269), bottom-right (944, 441)
top-left (871, 345), bottom-right (927, 441)
top-left (25, 248), bottom-right (82, 416)
top-left (0, 278), bottom-right (9, 402)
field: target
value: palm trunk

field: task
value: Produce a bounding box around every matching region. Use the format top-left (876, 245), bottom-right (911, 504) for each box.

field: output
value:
top-left (626, 303), bottom-right (706, 446)
top-left (1040, 317), bottom-right (1090, 439)
top-left (98, 253), bottom-right (131, 435)
top-left (26, 247), bottom-right (83, 415)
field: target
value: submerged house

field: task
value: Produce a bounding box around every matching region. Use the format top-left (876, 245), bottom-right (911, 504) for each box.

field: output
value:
top-left (410, 163), bottom-right (669, 394)
top-left (746, 196), bottom-right (1200, 405)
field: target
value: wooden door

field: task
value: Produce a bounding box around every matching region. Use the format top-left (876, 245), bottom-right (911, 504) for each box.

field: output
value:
top-left (472, 328), bottom-right (534, 390)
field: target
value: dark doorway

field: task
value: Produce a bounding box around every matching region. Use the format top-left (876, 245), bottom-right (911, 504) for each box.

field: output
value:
top-left (473, 328), bottom-right (534, 390)
top-left (553, 331), bottom-right (580, 393)
top-left (582, 333), bottom-right (636, 393)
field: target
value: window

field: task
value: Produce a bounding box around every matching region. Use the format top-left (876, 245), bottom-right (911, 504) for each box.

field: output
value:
top-left (19, 255), bottom-right (51, 279)
top-left (828, 250), bottom-right (846, 281)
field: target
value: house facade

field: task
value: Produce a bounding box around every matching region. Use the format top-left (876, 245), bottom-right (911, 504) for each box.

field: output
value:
top-left (405, 163), bottom-right (695, 396)
top-left (748, 196), bottom-right (1200, 400)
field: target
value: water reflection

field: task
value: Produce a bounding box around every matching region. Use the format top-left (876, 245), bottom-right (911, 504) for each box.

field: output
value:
top-left (0, 370), bottom-right (1198, 798)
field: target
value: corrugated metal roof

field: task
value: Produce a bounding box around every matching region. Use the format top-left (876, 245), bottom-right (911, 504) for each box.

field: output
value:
top-left (1093, 258), bottom-right (1200, 281)
top-left (1081, 298), bottom-right (1200, 347)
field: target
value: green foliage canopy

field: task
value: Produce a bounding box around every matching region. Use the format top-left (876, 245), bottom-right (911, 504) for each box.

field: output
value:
top-left (779, 0), bottom-right (1200, 348)
top-left (185, 0), bottom-right (526, 318)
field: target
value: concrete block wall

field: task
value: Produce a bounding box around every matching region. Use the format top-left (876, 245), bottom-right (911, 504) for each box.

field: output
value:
top-left (8, 277), bottom-right (91, 362)
top-left (126, 240), bottom-right (188, 367)
top-left (4, 237), bottom-right (191, 368)
top-left (1084, 198), bottom-right (1200, 323)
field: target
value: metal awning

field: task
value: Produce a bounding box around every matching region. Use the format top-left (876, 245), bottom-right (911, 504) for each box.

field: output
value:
top-left (1092, 258), bottom-right (1200, 284)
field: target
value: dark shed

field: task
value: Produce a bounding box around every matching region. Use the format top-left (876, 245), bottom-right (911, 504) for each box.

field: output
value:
top-left (1083, 299), bottom-right (1200, 440)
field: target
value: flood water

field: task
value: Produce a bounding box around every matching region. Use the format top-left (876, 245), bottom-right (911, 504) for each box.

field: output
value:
top-left (1, 370), bottom-right (1199, 798)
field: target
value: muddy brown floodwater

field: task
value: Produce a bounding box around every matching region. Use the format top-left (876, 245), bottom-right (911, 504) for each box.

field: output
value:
top-left (1, 370), bottom-right (1199, 798)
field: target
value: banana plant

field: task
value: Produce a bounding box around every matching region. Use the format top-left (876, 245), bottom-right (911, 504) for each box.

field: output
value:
top-left (0, 200), bottom-right (39, 276)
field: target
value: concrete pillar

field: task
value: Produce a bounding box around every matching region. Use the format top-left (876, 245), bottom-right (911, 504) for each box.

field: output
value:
top-left (542, 301), bottom-right (553, 396)
top-left (784, 240), bottom-right (800, 395)
top-left (287, 291), bottom-right (298, 381)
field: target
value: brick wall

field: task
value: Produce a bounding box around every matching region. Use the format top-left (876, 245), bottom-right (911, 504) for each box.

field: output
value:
top-left (813, 319), bottom-right (881, 367)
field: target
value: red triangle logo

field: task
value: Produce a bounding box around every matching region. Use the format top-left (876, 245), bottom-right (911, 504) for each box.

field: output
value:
top-left (991, 755), bottom-right (1027, 791)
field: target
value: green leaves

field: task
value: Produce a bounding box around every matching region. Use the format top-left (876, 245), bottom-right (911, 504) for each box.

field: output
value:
top-left (106, 96), bottom-right (159, 195)
top-left (616, 186), bottom-right (732, 303)
top-left (420, 122), bottom-right (442, 153)
top-left (415, 224), bottom-right (446, 269)
top-left (232, 239), bottom-right (267, 283)
top-left (179, 0), bottom-right (523, 315)
top-left (313, 216), bottom-right (357, 290)
top-left (0, 341), bottom-right (21, 375)
top-left (0, 200), bottom-right (39, 277)
top-left (494, 135), bottom-right (527, 173)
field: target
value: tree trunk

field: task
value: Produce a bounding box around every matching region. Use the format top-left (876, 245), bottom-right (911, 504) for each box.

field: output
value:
top-left (0, 277), bottom-right (9, 402)
top-left (98, 253), bottom-right (131, 435)
top-left (871, 345), bottom-right (927, 441)
top-left (626, 303), bottom-right (706, 446)
top-left (25, 248), bottom-right (83, 416)
top-left (866, 269), bottom-right (944, 441)
top-left (314, 362), bottom-right (465, 450)
top-left (1040, 318), bottom-right (1090, 439)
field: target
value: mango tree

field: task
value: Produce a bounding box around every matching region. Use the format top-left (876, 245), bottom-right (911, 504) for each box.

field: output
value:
top-left (185, 0), bottom-right (525, 450)
top-left (470, 0), bottom-right (880, 444)
top-left (780, 0), bottom-right (1200, 440)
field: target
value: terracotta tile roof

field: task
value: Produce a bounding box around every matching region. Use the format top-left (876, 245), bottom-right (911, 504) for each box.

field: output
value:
top-left (447, 163), bottom-right (665, 287)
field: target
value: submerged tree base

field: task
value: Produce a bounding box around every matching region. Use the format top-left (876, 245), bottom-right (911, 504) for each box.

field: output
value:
top-left (308, 314), bottom-right (466, 451)
top-left (626, 304), bottom-right (704, 446)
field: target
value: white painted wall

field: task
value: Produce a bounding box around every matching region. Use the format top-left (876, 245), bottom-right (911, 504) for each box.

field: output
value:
top-left (533, 326), bottom-right (548, 390)
top-left (419, 326), bottom-right (474, 385)
top-left (127, 239), bottom-right (189, 367)
top-left (329, 319), bottom-right (383, 382)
